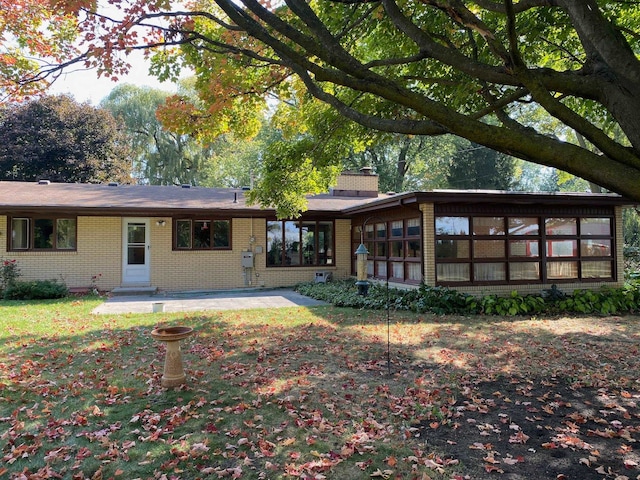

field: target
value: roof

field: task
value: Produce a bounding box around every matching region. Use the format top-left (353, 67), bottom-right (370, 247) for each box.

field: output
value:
top-left (342, 188), bottom-right (635, 215)
top-left (0, 181), bottom-right (633, 218)
top-left (0, 181), bottom-right (385, 217)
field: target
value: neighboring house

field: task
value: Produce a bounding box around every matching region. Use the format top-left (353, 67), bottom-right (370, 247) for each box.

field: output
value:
top-left (0, 170), bottom-right (634, 296)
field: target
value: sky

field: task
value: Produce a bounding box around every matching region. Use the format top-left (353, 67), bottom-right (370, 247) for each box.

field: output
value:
top-left (48, 52), bottom-right (178, 105)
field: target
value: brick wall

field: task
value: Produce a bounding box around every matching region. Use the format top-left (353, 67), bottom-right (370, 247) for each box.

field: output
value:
top-left (1, 216), bottom-right (353, 292)
top-left (335, 172), bottom-right (379, 193)
top-left (420, 203), bottom-right (436, 285)
top-left (1, 216), bottom-right (121, 290)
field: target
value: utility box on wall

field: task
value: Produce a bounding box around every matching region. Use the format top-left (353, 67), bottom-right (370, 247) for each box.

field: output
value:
top-left (315, 271), bottom-right (333, 283)
top-left (241, 251), bottom-right (254, 268)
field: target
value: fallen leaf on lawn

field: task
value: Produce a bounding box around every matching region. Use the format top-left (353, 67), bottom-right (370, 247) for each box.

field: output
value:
top-left (470, 442), bottom-right (492, 450)
top-left (509, 431), bottom-right (530, 444)
top-left (370, 468), bottom-right (394, 478)
top-left (618, 445), bottom-right (633, 454)
top-left (483, 454), bottom-right (500, 464)
top-left (91, 466), bottom-right (103, 480)
top-left (484, 464), bottom-right (504, 473)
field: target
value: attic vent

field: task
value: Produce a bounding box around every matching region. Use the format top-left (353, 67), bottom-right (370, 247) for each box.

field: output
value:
top-left (38, 180), bottom-right (50, 185)
top-left (108, 182), bottom-right (119, 187)
top-left (181, 184), bottom-right (191, 189)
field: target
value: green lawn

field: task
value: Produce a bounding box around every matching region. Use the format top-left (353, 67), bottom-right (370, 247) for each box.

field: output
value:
top-left (2, 297), bottom-right (640, 479)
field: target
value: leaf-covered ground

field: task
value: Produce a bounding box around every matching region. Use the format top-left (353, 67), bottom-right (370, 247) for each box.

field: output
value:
top-left (1, 298), bottom-right (640, 479)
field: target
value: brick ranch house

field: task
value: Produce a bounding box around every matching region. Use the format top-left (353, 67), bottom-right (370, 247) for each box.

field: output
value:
top-left (0, 170), bottom-right (634, 296)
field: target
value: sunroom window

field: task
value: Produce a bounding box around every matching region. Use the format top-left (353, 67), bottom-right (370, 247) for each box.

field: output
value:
top-left (352, 217), bottom-right (422, 283)
top-left (435, 213), bottom-right (615, 285)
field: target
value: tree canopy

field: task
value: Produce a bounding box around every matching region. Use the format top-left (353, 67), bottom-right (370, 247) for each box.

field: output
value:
top-left (3, 1), bottom-right (640, 211)
top-left (0, 95), bottom-right (132, 183)
top-left (446, 143), bottom-right (516, 190)
top-left (101, 83), bottom-right (215, 185)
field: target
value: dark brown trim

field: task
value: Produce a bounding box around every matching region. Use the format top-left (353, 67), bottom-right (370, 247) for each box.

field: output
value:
top-left (343, 190), bottom-right (634, 215)
top-left (0, 207), bottom-right (276, 218)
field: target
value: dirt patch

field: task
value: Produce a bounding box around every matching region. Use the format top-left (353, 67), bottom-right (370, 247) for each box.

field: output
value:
top-left (416, 375), bottom-right (640, 479)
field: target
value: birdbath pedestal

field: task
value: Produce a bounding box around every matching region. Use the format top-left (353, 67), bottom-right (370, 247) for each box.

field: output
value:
top-left (150, 326), bottom-right (194, 387)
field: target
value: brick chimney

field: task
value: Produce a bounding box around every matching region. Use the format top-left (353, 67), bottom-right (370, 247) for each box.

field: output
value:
top-left (332, 167), bottom-right (379, 197)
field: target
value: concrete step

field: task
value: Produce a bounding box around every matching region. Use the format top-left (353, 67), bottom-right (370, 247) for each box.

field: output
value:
top-left (111, 286), bottom-right (158, 296)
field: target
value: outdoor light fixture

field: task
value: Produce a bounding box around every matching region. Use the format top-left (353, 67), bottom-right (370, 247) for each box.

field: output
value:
top-left (156, 220), bottom-right (166, 227)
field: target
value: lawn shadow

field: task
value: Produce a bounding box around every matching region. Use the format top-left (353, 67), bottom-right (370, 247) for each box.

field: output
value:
top-left (2, 300), bottom-right (640, 479)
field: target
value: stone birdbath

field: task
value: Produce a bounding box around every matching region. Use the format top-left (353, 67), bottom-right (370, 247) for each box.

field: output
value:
top-left (150, 326), bottom-right (194, 388)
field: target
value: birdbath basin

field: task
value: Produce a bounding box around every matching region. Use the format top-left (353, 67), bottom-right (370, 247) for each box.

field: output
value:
top-left (151, 326), bottom-right (194, 387)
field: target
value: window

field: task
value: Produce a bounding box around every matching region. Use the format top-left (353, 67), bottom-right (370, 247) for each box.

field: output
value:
top-left (390, 221), bottom-right (403, 237)
top-left (9, 217), bottom-right (76, 251)
top-left (11, 218), bottom-right (28, 250)
top-left (407, 218), bottom-right (421, 236)
top-left (435, 214), bottom-right (615, 285)
top-left (267, 220), bottom-right (333, 267)
top-left (436, 216), bottom-right (469, 235)
top-left (545, 217), bottom-right (612, 281)
top-left (175, 219), bottom-right (231, 250)
top-left (352, 217), bottom-right (422, 283)
top-left (509, 217), bottom-right (539, 235)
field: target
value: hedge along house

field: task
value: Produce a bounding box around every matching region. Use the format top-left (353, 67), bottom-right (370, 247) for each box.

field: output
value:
top-left (0, 170), bottom-right (634, 295)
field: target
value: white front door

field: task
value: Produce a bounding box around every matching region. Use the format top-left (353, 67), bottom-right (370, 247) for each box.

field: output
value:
top-left (122, 218), bottom-right (151, 285)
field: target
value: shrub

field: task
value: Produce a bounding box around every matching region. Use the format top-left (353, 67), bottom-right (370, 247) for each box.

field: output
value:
top-left (480, 291), bottom-right (547, 316)
top-left (414, 284), bottom-right (478, 315)
top-left (295, 280), bottom-right (640, 317)
top-left (0, 258), bottom-right (20, 293)
top-left (4, 280), bottom-right (69, 300)
top-left (624, 246), bottom-right (640, 280)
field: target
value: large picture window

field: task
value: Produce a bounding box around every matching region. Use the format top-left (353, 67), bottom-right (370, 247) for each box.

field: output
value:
top-left (9, 217), bottom-right (77, 251)
top-left (267, 220), bottom-right (333, 267)
top-left (174, 219), bottom-right (231, 250)
top-left (435, 214), bottom-right (614, 285)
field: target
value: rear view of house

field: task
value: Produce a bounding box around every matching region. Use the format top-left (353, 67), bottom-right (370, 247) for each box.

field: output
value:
top-left (0, 171), bottom-right (633, 296)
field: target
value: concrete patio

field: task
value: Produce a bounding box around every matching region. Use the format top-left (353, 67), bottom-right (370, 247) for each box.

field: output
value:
top-left (92, 288), bottom-right (327, 314)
